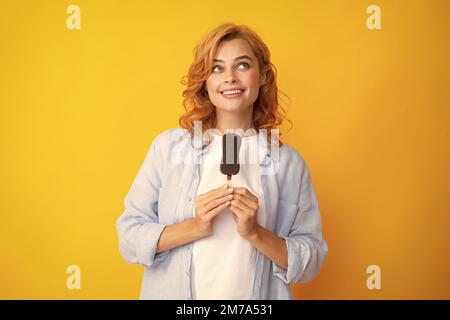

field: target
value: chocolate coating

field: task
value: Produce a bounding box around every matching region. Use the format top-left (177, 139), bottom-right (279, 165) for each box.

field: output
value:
top-left (220, 133), bottom-right (241, 176)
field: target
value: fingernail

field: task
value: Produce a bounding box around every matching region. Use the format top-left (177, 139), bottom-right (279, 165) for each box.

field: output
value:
top-left (228, 188), bottom-right (233, 192)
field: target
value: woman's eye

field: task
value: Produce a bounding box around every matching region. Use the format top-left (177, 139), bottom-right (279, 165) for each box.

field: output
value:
top-left (212, 65), bottom-right (222, 73)
top-left (237, 62), bottom-right (250, 70)
top-left (212, 63), bottom-right (249, 73)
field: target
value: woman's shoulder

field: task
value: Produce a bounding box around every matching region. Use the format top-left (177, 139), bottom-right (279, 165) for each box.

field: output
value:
top-left (153, 127), bottom-right (189, 142)
top-left (277, 142), bottom-right (307, 169)
top-left (275, 143), bottom-right (315, 198)
top-left (151, 127), bottom-right (191, 149)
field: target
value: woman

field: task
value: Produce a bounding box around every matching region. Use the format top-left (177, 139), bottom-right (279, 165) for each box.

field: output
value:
top-left (116, 23), bottom-right (328, 300)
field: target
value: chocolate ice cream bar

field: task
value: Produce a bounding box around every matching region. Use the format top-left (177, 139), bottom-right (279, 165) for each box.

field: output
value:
top-left (220, 133), bottom-right (242, 182)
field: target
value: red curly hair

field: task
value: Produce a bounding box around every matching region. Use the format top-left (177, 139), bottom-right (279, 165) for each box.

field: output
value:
top-left (179, 23), bottom-right (290, 147)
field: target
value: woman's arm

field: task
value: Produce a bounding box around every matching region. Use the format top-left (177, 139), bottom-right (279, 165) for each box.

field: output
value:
top-left (229, 187), bottom-right (288, 270)
top-left (244, 226), bottom-right (288, 270)
top-left (156, 219), bottom-right (205, 253)
top-left (271, 155), bottom-right (328, 284)
top-left (116, 132), bottom-right (168, 268)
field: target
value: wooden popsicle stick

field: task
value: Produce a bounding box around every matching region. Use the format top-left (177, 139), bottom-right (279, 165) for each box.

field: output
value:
top-left (226, 175), bottom-right (232, 187)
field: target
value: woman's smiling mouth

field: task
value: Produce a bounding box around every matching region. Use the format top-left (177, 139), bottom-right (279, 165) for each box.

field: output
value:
top-left (220, 88), bottom-right (245, 98)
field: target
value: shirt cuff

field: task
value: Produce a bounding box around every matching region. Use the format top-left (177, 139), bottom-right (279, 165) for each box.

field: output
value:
top-left (136, 223), bottom-right (169, 268)
top-left (272, 236), bottom-right (304, 284)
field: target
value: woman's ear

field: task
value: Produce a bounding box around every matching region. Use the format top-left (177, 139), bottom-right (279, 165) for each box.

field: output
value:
top-left (260, 72), bottom-right (267, 86)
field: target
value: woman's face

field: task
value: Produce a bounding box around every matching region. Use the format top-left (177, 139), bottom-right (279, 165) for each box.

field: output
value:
top-left (205, 38), bottom-right (264, 114)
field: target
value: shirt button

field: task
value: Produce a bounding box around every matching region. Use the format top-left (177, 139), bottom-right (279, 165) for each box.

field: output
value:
top-left (188, 197), bottom-right (192, 202)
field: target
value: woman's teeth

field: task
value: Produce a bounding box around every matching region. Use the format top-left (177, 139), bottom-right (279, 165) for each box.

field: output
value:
top-left (222, 90), bottom-right (242, 94)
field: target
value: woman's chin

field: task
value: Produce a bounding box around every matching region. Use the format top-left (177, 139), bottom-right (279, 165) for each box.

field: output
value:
top-left (215, 103), bottom-right (250, 113)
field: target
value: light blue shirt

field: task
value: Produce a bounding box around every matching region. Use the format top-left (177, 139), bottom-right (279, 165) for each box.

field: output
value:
top-left (116, 128), bottom-right (328, 299)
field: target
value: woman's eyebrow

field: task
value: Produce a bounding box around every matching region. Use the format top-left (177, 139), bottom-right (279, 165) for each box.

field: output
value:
top-left (213, 55), bottom-right (253, 63)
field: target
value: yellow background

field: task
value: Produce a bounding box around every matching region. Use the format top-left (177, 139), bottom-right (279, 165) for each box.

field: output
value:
top-left (1, 0), bottom-right (449, 299)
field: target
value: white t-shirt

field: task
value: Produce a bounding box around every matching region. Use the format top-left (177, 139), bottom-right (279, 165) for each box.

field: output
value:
top-left (191, 131), bottom-right (265, 300)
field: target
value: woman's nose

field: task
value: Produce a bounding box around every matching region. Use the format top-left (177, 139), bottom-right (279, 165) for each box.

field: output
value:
top-left (224, 69), bottom-right (238, 84)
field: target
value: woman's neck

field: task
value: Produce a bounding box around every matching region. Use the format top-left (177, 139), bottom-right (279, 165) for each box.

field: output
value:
top-left (215, 106), bottom-right (254, 134)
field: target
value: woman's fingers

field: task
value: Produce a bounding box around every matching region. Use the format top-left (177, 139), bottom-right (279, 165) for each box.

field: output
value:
top-left (230, 199), bottom-right (252, 214)
top-left (202, 194), bottom-right (233, 214)
top-left (205, 200), bottom-right (231, 220)
top-left (229, 202), bottom-right (245, 216)
top-left (197, 184), bottom-right (228, 201)
top-left (196, 185), bottom-right (233, 206)
top-left (232, 193), bottom-right (258, 211)
top-left (232, 187), bottom-right (258, 203)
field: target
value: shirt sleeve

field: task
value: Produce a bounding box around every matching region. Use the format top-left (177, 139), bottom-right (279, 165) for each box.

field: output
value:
top-left (115, 133), bottom-right (171, 268)
top-left (272, 157), bottom-right (328, 284)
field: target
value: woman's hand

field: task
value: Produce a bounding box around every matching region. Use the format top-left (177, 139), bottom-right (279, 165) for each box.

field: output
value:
top-left (193, 185), bottom-right (233, 237)
top-left (229, 187), bottom-right (260, 239)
